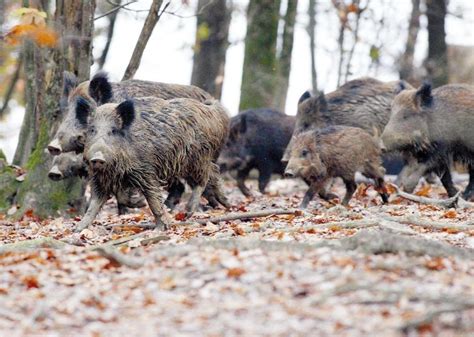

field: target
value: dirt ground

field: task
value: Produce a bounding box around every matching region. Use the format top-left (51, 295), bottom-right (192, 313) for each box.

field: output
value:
top-left (0, 176), bottom-right (473, 337)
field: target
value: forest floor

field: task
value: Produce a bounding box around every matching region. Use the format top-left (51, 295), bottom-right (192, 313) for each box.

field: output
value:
top-left (0, 176), bottom-right (473, 337)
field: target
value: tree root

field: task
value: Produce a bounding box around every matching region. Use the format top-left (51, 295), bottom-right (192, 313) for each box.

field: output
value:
top-left (0, 237), bottom-right (67, 254)
top-left (93, 246), bottom-right (144, 269)
top-left (176, 208), bottom-right (301, 225)
top-left (382, 214), bottom-right (474, 232)
top-left (400, 303), bottom-right (474, 333)
top-left (187, 228), bottom-right (474, 259)
top-left (283, 218), bottom-right (379, 233)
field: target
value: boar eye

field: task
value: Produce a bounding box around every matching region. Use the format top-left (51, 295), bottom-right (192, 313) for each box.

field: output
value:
top-left (301, 149), bottom-right (309, 157)
top-left (88, 126), bottom-right (96, 135)
top-left (302, 122), bottom-right (310, 130)
top-left (111, 127), bottom-right (120, 135)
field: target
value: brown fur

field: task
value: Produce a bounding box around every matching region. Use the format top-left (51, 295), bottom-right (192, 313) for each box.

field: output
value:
top-left (285, 126), bottom-right (388, 207)
top-left (79, 97), bottom-right (230, 230)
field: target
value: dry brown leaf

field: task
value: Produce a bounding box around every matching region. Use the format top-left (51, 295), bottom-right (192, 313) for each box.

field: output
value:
top-left (415, 184), bottom-right (432, 197)
top-left (424, 257), bottom-right (445, 271)
top-left (174, 212), bottom-right (187, 221)
top-left (22, 275), bottom-right (40, 289)
top-left (442, 209), bottom-right (457, 219)
top-left (227, 267), bottom-right (245, 278)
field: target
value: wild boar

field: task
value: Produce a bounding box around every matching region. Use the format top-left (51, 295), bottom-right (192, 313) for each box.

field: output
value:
top-left (47, 152), bottom-right (146, 214)
top-left (218, 108), bottom-right (295, 196)
top-left (381, 83), bottom-right (474, 199)
top-left (75, 96), bottom-right (229, 231)
top-left (285, 126), bottom-right (388, 207)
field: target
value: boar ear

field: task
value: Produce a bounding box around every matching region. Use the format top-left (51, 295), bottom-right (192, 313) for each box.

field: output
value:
top-left (239, 115), bottom-right (247, 134)
top-left (394, 80), bottom-right (410, 94)
top-left (298, 90), bottom-right (312, 105)
top-left (63, 71), bottom-right (78, 99)
top-left (415, 82), bottom-right (433, 108)
top-left (75, 97), bottom-right (91, 127)
top-left (89, 72), bottom-right (113, 105)
top-left (116, 100), bottom-right (135, 129)
top-left (317, 92), bottom-right (328, 112)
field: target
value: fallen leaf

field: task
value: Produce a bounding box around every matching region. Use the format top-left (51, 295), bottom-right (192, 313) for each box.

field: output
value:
top-left (227, 267), bottom-right (245, 278)
top-left (415, 185), bottom-right (432, 197)
top-left (174, 212), bottom-right (187, 221)
top-left (442, 209), bottom-right (457, 219)
top-left (425, 257), bottom-right (445, 271)
top-left (22, 275), bottom-right (40, 289)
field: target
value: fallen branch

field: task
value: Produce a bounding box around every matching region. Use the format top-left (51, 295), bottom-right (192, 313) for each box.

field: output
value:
top-left (395, 187), bottom-right (460, 208)
top-left (188, 229), bottom-right (474, 259)
top-left (176, 208), bottom-right (300, 225)
top-left (382, 214), bottom-right (474, 232)
top-left (0, 237), bottom-right (68, 254)
top-left (400, 303), bottom-right (474, 333)
top-left (94, 246), bottom-right (144, 269)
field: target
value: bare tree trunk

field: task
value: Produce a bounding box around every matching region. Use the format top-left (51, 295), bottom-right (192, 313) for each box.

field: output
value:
top-left (1, 0), bottom-right (96, 217)
top-left (98, 0), bottom-right (122, 70)
top-left (399, 0), bottom-right (420, 82)
top-left (308, 0), bottom-right (317, 92)
top-left (122, 0), bottom-right (164, 81)
top-left (0, 56), bottom-right (23, 118)
top-left (191, 0), bottom-right (230, 99)
top-left (335, 6), bottom-right (346, 87)
top-left (425, 0), bottom-right (448, 87)
top-left (239, 0), bottom-right (281, 110)
top-left (344, 0), bottom-right (363, 82)
top-left (274, 0), bottom-right (298, 111)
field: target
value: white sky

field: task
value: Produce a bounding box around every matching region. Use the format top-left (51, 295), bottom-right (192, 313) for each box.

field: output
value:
top-left (1, 0), bottom-right (473, 162)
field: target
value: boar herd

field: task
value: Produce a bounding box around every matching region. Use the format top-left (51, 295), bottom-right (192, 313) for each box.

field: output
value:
top-left (47, 72), bottom-right (474, 232)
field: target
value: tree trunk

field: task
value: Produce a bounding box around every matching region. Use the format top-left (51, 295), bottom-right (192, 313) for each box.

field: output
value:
top-left (239, 0), bottom-right (281, 111)
top-left (191, 0), bottom-right (231, 99)
top-left (425, 0), bottom-right (448, 87)
top-left (122, 0), bottom-right (164, 81)
top-left (1, 0), bottom-right (96, 217)
top-left (98, 0), bottom-right (121, 70)
top-left (399, 0), bottom-right (420, 82)
top-left (308, 0), bottom-right (317, 92)
top-left (274, 0), bottom-right (298, 111)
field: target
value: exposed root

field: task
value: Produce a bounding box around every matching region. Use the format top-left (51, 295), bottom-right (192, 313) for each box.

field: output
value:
top-left (395, 187), bottom-right (460, 208)
top-left (0, 237), bottom-right (68, 254)
top-left (382, 214), bottom-right (474, 232)
top-left (94, 246), bottom-right (144, 269)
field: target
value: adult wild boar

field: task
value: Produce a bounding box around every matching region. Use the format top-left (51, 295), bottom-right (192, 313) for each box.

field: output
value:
top-left (48, 152), bottom-right (146, 214)
top-left (48, 71), bottom-right (212, 155)
top-left (285, 126), bottom-right (388, 207)
top-left (218, 108), bottom-right (295, 196)
top-left (75, 96), bottom-right (229, 232)
top-left (282, 77), bottom-right (411, 163)
top-left (381, 83), bottom-right (474, 199)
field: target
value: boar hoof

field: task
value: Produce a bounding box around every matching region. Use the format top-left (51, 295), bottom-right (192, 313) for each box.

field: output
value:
top-left (155, 218), bottom-right (169, 231)
top-left (74, 220), bottom-right (91, 233)
top-left (462, 190), bottom-right (474, 201)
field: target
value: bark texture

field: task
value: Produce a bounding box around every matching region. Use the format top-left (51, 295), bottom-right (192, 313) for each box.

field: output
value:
top-left (425, 0), bottom-right (448, 87)
top-left (239, 0), bottom-right (281, 110)
top-left (191, 0), bottom-right (230, 99)
top-left (399, 0), bottom-right (421, 83)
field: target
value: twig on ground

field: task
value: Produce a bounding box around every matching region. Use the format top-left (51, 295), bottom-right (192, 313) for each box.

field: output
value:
top-left (94, 246), bottom-right (144, 269)
top-left (395, 187), bottom-right (460, 208)
top-left (176, 208), bottom-right (300, 225)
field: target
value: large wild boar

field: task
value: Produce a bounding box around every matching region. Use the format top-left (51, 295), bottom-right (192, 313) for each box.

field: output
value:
top-left (48, 72), bottom-right (226, 209)
top-left (285, 126), bottom-right (388, 207)
top-left (282, 77), bottom-right (411, 162)
top-left (48, 72), bottom-right (212, 155)
top-left (48, 152), bottom-right (146, 214)
top-left (381, 83), bottom-right (474, 199)
top-left (218, 108), bottom-right (295, 196)
top-left (75, 96), bottom-right (229, 232)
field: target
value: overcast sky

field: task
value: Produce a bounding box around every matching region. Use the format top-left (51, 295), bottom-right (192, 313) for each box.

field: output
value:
top-left (1, 0), bottom-right (473, 161)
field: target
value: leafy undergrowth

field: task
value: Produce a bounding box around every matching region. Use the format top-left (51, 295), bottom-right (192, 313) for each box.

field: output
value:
top-left (0, 177), bottom-right (473, 336)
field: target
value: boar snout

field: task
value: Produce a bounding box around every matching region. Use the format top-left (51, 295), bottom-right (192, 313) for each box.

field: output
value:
top-left (89, 151), bottom-right (106, 170)
top-left (48, 165), bottom-right (63, 181)
top-left (48, 138), bottom-right (62, 156)
top-left (284, 169), bottom-right (295, 178)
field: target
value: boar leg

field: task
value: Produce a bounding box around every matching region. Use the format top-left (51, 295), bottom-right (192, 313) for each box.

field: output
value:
top-left (186, 185), bottom-right (206, 213)
top-left (363, 164), bottom-right (389, 203)
top-left (258, 167), bottom-right (273, 194)
top-left (164, 180), bottom-right (185, 210)
top-left (317, 179), bottom-right (338, 201)
top-left (236, 166), bottom-right (253, 197)
top-left (300, 184), bottom-right (318, 209)
top-left (439, 168), bottom-right (458, 197)
top-left (461, 165), bottom-right (474, 200)
top-left (204, 169), bottom-right (231, 208)
top-left (75, 192), bottom-right (107, 232)
top-left (142, 186), bottom-right (170, 231)
top-left (342, 179), bottom-right (357, 206)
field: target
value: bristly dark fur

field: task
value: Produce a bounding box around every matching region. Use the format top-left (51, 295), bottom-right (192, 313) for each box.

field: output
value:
top-left (298, 91), bottom-right (312, 104)
top-left (116, 100), bottom-right (135, 129)
top-left (75, 97), bottom-right (91, 127)
top-left (89, 72), bottom-right (113, 104)
top-left (416, 82), bottom-right (433, 107)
